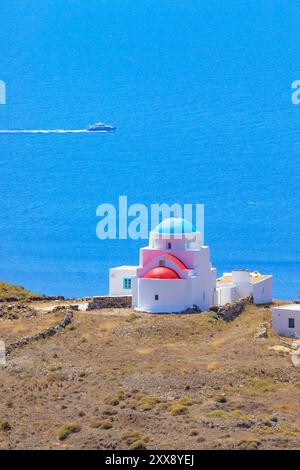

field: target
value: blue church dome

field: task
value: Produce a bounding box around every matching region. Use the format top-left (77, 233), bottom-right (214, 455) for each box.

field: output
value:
top-left (153, 217), bottom-right (196, 234)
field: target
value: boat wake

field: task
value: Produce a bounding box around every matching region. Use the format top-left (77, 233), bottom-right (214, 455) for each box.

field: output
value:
top-left (0, 129), bottom-right (111, 134)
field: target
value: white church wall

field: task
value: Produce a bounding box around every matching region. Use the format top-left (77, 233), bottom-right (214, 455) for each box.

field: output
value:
top-left (136, 278), bottom-right (188, 313)
top-left (149, 232), bottom-right (202, 251)
top-left (135, 246), bottom-right (216, 312)
top-left (192, 247), bottom-right (211, 276)
top-left (208, 273), bottom-right (217, 309)
top-left (140, 247), bottom-right (197, 270)
top-left (137, 253), bottom-right (190, 279)
top-left (131, 276), bottom-right (138, 308)
top-left (190, 247), bottom-right (216, 310)
top-left (187, 232), bottom-right (202, 249)
top-left (190, 267), bottom-right (216, 310)
top-left (150, 235), bottom-right (186, 251)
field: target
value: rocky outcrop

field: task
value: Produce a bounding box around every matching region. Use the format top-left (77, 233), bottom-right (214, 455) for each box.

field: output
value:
top-left (87, 296), bottom-right (132, 310)
top-left (181, 305), bottom-right (202, 314)
top-left (5, 309), bottom-right (73, 355)
top-left (268, 345), bottom-right (291, 355)
top-left (52, 304), bottom-right (80, 312)
top-left (268, 341), bottom-right (300, 367)
top-left (0, 302), bottom-right (37, 320)
top-left (211, 295), bottom-right (253, 322)
top-left (254, 322), bottom-right (268, 339)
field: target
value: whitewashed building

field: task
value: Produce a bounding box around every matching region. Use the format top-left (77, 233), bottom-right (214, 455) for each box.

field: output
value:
top-left (216, 269), bottom-right (272, 305)
top-left (108, 217), bottom-right (273, 313)
top-left (272, 304), bottom-right (300, 338)
top-left (109, 266), bottom-right (138, 296)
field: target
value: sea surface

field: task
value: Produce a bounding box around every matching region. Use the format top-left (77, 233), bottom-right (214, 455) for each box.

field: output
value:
top-left (0, 0), bottom-right (299, 299)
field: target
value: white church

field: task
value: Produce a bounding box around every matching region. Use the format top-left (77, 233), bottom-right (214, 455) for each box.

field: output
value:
top-left (109, 217), bottom-right (272, 313)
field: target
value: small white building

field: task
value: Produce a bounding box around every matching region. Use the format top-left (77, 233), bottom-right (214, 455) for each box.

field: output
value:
top-left (108, 217), bottom-right (273, 313)
top-left (109, 266), bottom-right (138, 296)
top-left (272, 304), bottom-right (300, 338)
top-left (216, 269), bottom-right (272, 305)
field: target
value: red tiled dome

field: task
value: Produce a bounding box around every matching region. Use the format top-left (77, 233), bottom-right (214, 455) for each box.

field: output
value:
top-left (144, 267), bottom-right (180, 279)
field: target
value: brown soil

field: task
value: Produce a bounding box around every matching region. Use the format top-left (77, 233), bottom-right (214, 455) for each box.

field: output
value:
top-left (0, 301), bottom-right (299, 450)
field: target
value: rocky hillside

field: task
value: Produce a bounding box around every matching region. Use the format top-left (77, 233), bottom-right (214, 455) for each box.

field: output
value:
top-left (0, 298), bottom-right (300, 450)
top-left (0, 281), bottom-right (39, 300)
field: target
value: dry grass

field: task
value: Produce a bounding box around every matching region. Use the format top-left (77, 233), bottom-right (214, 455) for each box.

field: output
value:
top-left (170, 404), bottom-right (189, 415)
top-left (58, 422), bottom-right (81, 441)
top-left (207, 362), bottom-right (220, 372)
top-left (0, 301), bottom-right (299, 450)
top-left (89, 418), bottom-right (113, 430)
top-left (0, 281), bottom-right (38, 299)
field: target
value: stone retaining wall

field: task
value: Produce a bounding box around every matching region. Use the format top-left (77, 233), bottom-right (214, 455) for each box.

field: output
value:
top-left (213, 295), bottom-right (253, 322)
top-left (86, 295), bottom-right (251, 317)
top-left (87, 296), bottom-right (132, 310)
top-left (6, 309), bottom-right (73, 355)
top-left (0, 295), bottom-right (65, 303)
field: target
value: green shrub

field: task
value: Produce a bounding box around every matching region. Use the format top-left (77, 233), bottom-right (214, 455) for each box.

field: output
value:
top-left (249, 377), bottom-right (275, 391)
top-left (129, 440), bottom-right (147, 450)
top-left (122, 429), bottom-right (148, 445)
top-left (216, 395), bottom-right (227, 403)
top-left (77, 370), bottom-right (90, 378)
top-left (127, 313), bottom-right (138, 322)
top-left (0, 420), bottom-right (12, 432)
top-left (139, 396), bottom-right (161, 411)
top-left (237, 438), bottom-right (260, 450)
top-left (207, 410), bottom-right (229, 419)
top-left (170, 404), bottom-right (189, 416)
top-left (104, 395), bottom-right (119, 406)
top-left (102, 408), bottom-right (118, 417)
top-left (178, 396), bottom-right (196, 406)
top-left (58, 422), bottom-right (81, 440)
top-left (89, 418), bottom-right (112, 430)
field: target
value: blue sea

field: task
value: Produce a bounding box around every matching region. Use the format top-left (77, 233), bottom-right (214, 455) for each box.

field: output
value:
top-left (0, 0), bottom-right (299, 299)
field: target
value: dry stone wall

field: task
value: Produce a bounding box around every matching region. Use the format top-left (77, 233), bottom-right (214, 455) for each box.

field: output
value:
top-left (213, 295), bottom-right (253, 322)
top-left (87, 296), bottom-right (132, 310)
top-left (5, 309), bottom-right (73, 355)
top-left (0, 295), bottom-right (65, 303)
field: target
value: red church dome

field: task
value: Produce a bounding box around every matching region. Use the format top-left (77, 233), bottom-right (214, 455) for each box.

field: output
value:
top-left (144, 267), bottom-right (180, 279)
